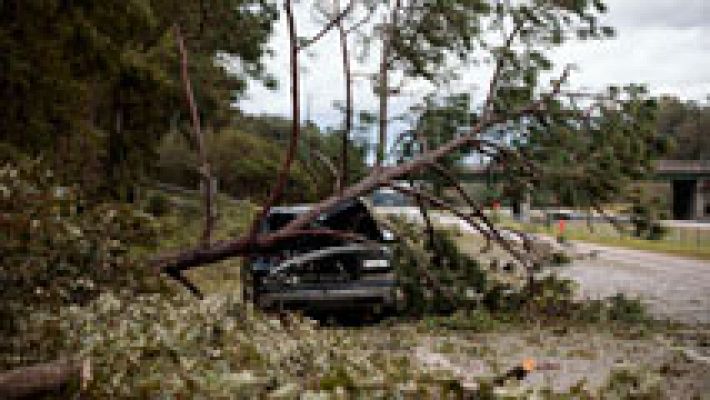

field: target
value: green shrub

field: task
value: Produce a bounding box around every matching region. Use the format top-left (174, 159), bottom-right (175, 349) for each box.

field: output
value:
top-left (0, 159), bottom-right (162, 340)
top-left (606, 293), bottom-right (648, 323)
top-left (551, 251), bottom-right (572, 265)
top-left (601, 367), bottom-right (662, 399)
top-left (387, 216), bottom-right (633, 323)
top-left (646, 222), bottom-right (667, 241)
top-left (145, 191), bottom-right (171, 217)
top-left (627, 194), bottom-right (668, 241)
top-left (389, 217), bottom-right (488, 315)
top-left (154, 129), bottom-right (319, 203)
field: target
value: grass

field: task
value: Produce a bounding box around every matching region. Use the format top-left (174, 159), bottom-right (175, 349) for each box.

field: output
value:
top-left (564, 231), bottom-right (710, 260)
top-left (148, 188), bottom-right (257, 295)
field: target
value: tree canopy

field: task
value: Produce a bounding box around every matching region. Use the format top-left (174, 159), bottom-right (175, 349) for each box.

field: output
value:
top-left (0, 0), bottom-right (277, 198)
top-left (656, 96), bottom-right (710, 160)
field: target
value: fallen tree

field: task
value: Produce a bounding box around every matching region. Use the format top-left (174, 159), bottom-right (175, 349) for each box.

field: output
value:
top-left (154, 0), bottom-right (664, 293)
top-left (0, 1), bottom-right (670, 396)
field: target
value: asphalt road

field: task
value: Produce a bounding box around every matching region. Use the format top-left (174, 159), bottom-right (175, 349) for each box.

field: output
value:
top-left (377, 207), bottom-right (710, 324)
top-left (558, 242), bottom-right (710, 324)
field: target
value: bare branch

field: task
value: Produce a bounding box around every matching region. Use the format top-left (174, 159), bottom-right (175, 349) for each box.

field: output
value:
top-left (165, 268), bottom-right (203, 299)
top-left (482, 22), bottom-right (524, 121)
top-left (386, 183), bottom-right (531, 267)
top-left (376, 0), bottom-right (402, 166)
top-left (343, 5), bottom-right (376, 35)
top-left (298, 0), bottom-right (355, 51)
top-left (310, 146), bottom-right (342, 192)
top-left (428, 163), bottom-right (494, 248)
top-left (377, 34), bottom-right (390, 166)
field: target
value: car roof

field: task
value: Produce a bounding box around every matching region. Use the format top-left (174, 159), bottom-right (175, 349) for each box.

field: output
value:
top-left (269, 205), bottom-right (313, 214)
top-left (267, 197), bottom-right (374, 216)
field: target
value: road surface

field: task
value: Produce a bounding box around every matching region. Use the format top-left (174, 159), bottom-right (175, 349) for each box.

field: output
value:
top-left (377, 206), bottom-right (710, 324)
top-left (559, 242), bottom-right (710, 324)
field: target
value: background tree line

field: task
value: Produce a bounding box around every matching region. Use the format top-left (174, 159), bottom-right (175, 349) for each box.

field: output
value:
top-left (0, 0), bottom-right (367, 203)
top-left (656, 95), bottom-right (710, 160)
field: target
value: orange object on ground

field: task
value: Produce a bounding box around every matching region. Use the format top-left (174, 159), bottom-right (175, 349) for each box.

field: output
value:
top-left (522, 358), bottom-right (536, 372)
top-left (558, 219), bottom-right (566, 234)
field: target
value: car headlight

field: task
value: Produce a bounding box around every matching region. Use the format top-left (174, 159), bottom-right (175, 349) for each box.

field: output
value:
top-left (381, 229), bottom-right (396, 242)
top-left (363, 259), bottom-right (389, 269)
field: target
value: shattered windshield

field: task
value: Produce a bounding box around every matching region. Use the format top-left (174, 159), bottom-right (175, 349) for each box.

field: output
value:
top-left (264, 199), bottom-right (383, 242)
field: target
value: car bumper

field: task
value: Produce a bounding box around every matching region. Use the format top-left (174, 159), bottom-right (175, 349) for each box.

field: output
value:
top-left (256, 280), bottom-right (398, 311)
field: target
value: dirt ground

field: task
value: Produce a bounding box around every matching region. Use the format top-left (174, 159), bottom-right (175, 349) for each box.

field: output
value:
top-left (375, 209), bottom-right (710, 396)
top-left (395, 236), bottom-right (710, 397)
top-left (403, 325), bottom-right (710, 397)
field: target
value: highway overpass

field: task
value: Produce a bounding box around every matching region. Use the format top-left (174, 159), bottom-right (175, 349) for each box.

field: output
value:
top-left (459, 160), bottom-right (710, 221)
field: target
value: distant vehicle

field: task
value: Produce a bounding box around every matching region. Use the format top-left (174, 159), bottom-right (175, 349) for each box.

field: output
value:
top-left (246, 198), bottom-right (400, 316)
top-left (369, 187), bottom-right (413, 207)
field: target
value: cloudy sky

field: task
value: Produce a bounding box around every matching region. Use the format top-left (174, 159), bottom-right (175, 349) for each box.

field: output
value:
top-left (237, 0), bottom-right (709, 135)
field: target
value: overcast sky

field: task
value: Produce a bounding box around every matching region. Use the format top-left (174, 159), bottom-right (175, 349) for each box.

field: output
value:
top-left (237, 0), bottom-right (709, 136)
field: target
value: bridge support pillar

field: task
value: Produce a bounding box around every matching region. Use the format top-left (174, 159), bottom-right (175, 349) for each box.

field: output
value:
top-left (673, 179), bottom-right (710, 221)
top-left (695, 179), bottom-right (709, 221)
top-left (513, 192), bottom-right (531, 223)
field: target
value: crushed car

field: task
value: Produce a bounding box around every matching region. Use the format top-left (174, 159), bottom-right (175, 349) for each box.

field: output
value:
top-left (245, 198), bottom-right (401, 316)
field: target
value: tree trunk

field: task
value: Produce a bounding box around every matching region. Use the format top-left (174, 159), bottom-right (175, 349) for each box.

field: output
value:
top-left (175, 24), bottom-right (214, 246)
top-left (0, 359), bottom-right (88, 399)
top-left (338, 23), bottom-right (352, 190)
top-left (377, 41), bottom-right (389, 167)
top-left (246, 0), bottom-right (300, 238)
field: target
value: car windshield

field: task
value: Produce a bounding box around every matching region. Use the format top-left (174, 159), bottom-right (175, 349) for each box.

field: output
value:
top-left (263, 199), bottom-right (383, 243)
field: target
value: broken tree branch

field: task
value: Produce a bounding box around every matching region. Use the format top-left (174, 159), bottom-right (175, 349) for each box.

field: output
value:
top-left (154, 228), bottom-right (368, 273)
top-left (482, 22), bottom-right (524, 121)
top-left (0, 358), bottom-right (90, 399)
top-left (386, 182), bottom-right (531, 267)
top-left (155, 69), bottom-right (570, 274)
top-left (310, 146), bottom-right (342, 192)
top-left (165, 268), bottom-right (204, 299)
top-left (428, 162), bottom-right (494, 248)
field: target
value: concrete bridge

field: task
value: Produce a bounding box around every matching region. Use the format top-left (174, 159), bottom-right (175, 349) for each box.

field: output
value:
top-left (459, 160), bottom-right (710, 221)
top-left (656, 160), bottom-right (710, 220)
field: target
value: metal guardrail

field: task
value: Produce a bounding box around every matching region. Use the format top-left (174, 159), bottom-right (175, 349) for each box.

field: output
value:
top-left (459, 160), bottom-right (710, 179)
top-left (655, 159), bottom-right (710, 173)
